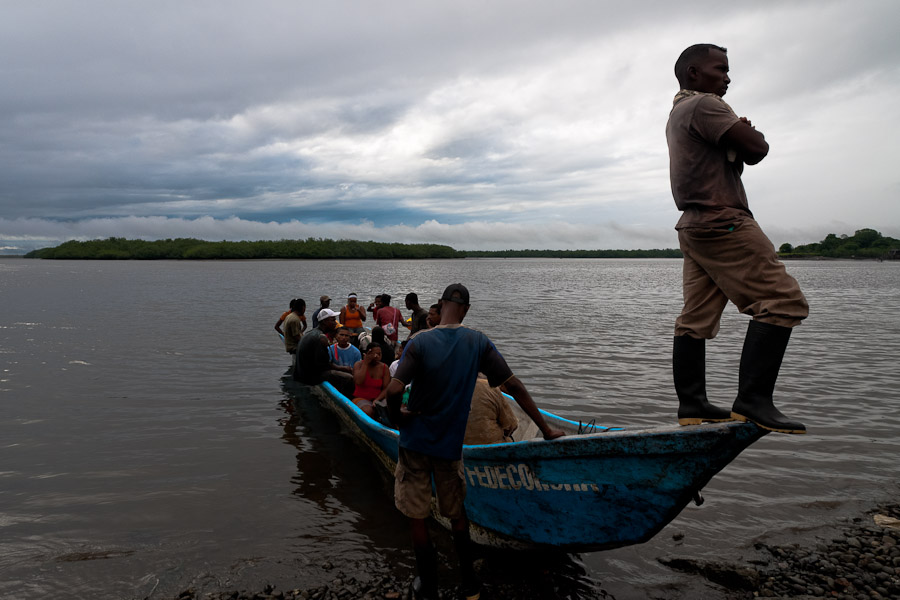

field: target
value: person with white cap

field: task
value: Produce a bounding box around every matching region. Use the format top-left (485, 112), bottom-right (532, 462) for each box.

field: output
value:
top-left (294, 307), bottom-right (340, 385)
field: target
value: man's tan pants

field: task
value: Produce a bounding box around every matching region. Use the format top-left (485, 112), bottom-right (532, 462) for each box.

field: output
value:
top-left (675, 218), bottom-right (809, 339)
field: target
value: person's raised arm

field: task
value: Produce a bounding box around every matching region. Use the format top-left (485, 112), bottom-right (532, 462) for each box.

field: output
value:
top-left (502, 376), bottom-right (565, 440)
top-left (721, 118), bottom-right (769, 165)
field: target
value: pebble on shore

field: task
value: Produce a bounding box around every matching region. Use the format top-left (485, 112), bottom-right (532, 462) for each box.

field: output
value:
top-left (660, 503), bottom-right (900, 599)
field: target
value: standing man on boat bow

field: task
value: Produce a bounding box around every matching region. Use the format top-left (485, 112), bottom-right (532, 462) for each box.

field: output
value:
top-left (666, 44), bottom-right (808, 434)
top-left (384, 283), bottom-right (564, 600)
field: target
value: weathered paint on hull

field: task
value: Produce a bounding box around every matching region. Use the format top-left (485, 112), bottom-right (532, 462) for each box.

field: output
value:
top-left (291, 379), bottom-right (767, 552)
top-left (461, 422), bottom-right (765, 550)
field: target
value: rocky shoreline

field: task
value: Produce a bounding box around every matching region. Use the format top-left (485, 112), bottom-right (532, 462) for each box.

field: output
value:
top-left (661, 503), bottom-right (900, 599)
top-left (167, 504), bottom-right (900, 600)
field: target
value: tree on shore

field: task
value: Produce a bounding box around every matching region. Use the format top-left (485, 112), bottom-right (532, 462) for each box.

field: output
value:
top-left (779, 228), bottom-right (900, 259)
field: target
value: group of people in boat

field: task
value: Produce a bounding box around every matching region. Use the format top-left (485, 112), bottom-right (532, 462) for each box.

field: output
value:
top-left (277, 290), bottom-right (518, 443)
top-left (277, 283), bottom-right (563, 600)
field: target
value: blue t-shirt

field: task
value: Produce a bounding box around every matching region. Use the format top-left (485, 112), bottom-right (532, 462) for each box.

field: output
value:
top-left (329, 343), bottom-right (361, 367)
top-left (393, 325), bottom-right (513, 460)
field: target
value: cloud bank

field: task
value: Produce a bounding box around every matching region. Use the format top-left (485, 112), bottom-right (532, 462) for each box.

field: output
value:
top-left (1, 1), bottom-right (898, 253)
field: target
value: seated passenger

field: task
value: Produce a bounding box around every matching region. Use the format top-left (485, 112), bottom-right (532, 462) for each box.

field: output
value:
top-left (403, 292), bottom-right (429, 336)
top-left (311, 295), bottom-right (332, 329)
top-left (426, 303), bottom-right (441, 328)
top-left (367, 294), bottom-right (383, 322)
top-left (295, 308), bottom-right (339, 384)
top-left (464, 373), bottom-right (519, 445)
top-left (352, 346), bottom-right (390, 418)
top-left (369, 326), bottom-right (395, 367)
top-left (339, 293), bottom-right (367, 344)
top-left (389, 339), bottom-right (408, 378)
top-left (374, 293), bottom-right (404, 347)
top-left (329, 327), bottom-right (361, 374)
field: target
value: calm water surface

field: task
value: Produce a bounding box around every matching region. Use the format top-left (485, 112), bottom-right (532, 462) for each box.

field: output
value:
top-left (1, 258), bottom-right (898, 599)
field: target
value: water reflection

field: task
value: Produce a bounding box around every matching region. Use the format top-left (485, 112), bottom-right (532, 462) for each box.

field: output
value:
top-left (277, 380), bottom-right (410, 569)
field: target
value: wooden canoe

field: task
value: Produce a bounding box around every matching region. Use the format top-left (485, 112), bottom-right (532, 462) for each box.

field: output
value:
top-left (284, 377), bottom-right (767, 552)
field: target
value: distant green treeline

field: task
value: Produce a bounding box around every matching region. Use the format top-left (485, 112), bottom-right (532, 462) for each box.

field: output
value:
top-left (22, 228), bottom-right (900, 260)
top-left (24, 237), bottom-right (465, 260)
top-left (23, 237), bottom-right (683, 259)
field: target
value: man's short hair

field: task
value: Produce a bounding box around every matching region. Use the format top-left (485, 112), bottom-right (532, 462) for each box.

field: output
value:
top-left (429, 303), bottom-right (441, 313)
top-left (291, 298), bottom-right (306, 311)
top-left (381, 294), bottom-right (392, 306)
top-left (405, 292), bottom-right (418, 304)
top-left (674, 43), bottom-right (727, 87)
top-left (336, 326), bottom-right (350, 334)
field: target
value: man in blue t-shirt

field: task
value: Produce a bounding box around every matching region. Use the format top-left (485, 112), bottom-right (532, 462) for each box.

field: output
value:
top-left (385, 283), bottom-right (564, 600)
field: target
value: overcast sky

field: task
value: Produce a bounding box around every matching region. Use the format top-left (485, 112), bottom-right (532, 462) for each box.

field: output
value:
top-left (1, 0), bottom-right (898, 254)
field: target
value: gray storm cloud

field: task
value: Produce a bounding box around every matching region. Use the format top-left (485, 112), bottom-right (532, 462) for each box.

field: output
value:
top-left (1, 1), bottom-right (898, 253)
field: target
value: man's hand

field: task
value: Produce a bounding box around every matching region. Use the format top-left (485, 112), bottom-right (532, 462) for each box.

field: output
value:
top-left (542, 427), bottom-right (566, 440)
top-left (504, 376), bottom-right (567, 441)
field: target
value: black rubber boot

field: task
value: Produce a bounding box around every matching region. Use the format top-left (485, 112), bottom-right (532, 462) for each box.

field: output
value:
top-left (410, 546), bottom-right (438, 600)
top-left (453, 529), bottom-right (481, 600)
top-left (731, 320), bottom-right (806, 434)
top-left (674, 335), bottom-right (734, 425)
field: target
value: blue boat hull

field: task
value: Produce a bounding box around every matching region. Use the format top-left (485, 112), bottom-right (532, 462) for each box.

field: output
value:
top-left (291, 379), bottom-right (766, 552)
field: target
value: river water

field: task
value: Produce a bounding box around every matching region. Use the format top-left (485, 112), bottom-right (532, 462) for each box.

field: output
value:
top-left (1, 257), bottom-right (898, 599)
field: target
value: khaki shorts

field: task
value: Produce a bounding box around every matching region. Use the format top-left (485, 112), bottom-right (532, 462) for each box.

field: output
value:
top-left (394, 447), bottom-right (466, 520)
